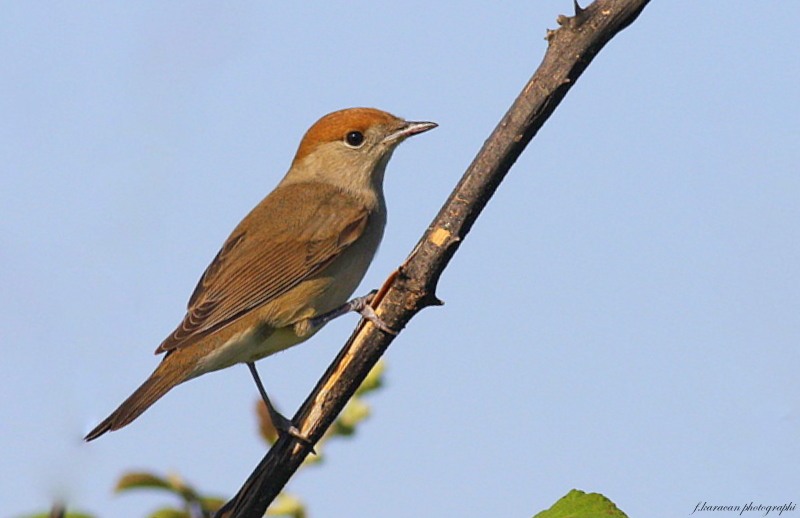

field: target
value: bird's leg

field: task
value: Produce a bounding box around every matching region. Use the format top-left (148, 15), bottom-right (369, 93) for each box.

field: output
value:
top-left (307, 290), bottom-right (398, 335)
top-left (246, 362), bottom-right (311, 447)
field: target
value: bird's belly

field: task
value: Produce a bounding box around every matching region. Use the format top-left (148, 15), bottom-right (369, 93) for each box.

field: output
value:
top-left (191, 324), bottom-right (315, 378)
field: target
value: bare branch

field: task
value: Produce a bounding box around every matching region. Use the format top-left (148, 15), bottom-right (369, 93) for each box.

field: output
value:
top-left (216, 1), bottom-right (651, 516)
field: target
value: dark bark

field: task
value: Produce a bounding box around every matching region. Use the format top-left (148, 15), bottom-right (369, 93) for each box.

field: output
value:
top-left (215, 1), bottom-right (651, 516)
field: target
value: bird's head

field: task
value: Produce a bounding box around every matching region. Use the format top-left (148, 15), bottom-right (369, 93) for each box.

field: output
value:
top-left (284, 107), bottom-right (437, 203)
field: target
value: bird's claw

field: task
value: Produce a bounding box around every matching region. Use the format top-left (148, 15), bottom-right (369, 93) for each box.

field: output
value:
top-left (353, 293), bottom-right (398, 335)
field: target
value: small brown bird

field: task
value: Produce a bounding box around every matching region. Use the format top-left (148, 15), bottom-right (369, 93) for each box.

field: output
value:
top-left (85, 108), bottom-right (436, 441)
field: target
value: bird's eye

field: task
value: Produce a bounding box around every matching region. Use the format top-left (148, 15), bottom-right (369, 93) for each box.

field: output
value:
top-left (345, 130), bottom-right (365, 148)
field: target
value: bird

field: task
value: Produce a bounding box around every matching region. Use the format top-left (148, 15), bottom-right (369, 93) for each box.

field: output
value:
top-left (84, 107), bottom-right (437, 441)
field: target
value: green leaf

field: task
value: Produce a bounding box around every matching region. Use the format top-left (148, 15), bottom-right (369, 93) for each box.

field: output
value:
top-left (267, 492), bottom-right (306, 518)
top-left (335, 398), bottom-right (371, 435)
top-left (115, 472), bottom-right (172, 493)
top-left (145, 508), bottom-right (189, 518)
top-left (199, 496), bottom-right (226, 513)
top-left (115, 471), bottom-right (201, 504)
top-left (533, 489), bottom-right (628, 518)
top-left (355, 360), bottom-right (385, 396)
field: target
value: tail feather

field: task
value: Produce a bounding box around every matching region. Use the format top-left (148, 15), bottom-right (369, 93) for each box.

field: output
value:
top-left (84, 362), bottom-right (186, 441)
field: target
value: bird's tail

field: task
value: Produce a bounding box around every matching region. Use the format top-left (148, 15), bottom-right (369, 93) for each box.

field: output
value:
top-left (84, 357), bottom-right (190, 441)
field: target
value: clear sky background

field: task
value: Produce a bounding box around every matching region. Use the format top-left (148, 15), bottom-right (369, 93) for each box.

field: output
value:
top-left (2, 2), bottom-right (798, 517)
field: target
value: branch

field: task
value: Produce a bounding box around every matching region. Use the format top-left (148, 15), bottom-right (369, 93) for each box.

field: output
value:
top-left (215, 1), bottom-right (650, 516)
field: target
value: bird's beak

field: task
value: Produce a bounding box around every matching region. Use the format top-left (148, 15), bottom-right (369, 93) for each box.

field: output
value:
top-left (383, 120), bottom-right (438, 144)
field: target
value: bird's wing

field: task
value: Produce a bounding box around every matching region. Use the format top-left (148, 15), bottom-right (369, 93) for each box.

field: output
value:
top-left (156, 182), bottom-right (370, 353)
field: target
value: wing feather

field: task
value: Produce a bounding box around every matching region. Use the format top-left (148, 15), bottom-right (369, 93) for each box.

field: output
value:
top-left (156, 182), bottom-right (370, 353)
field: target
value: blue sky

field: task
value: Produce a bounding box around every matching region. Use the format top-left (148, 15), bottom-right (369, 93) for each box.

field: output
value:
top-left (2, 2), bottom-right (798, 517)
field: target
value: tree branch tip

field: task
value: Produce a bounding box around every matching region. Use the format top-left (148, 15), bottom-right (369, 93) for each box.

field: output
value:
top-left (427, 294), bottom-right (445, 307)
